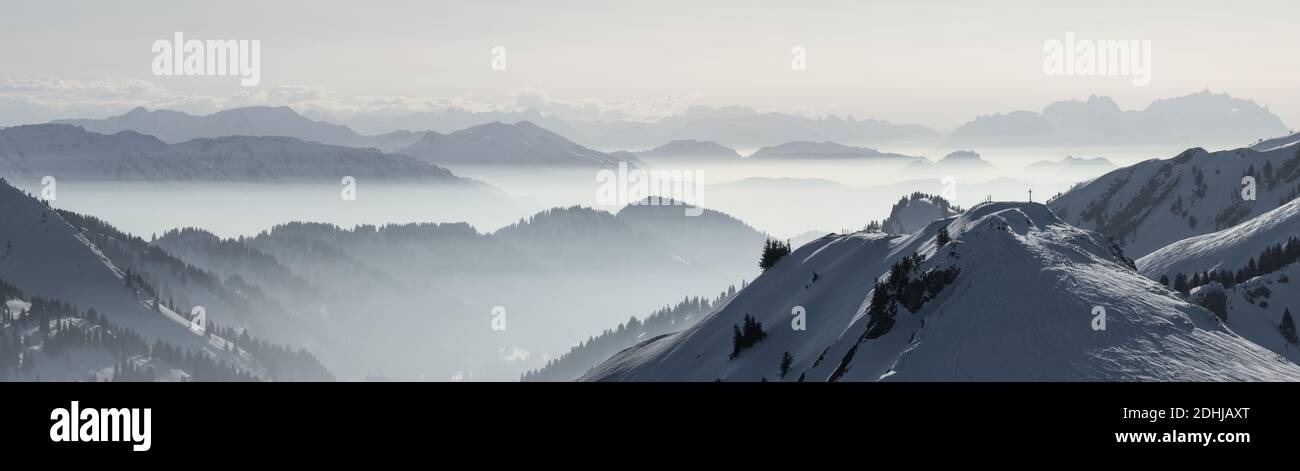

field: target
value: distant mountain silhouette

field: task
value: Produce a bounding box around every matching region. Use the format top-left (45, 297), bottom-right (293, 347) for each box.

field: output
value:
top-left (948, 91), bottom-right (1289, 148)
top-left (904, 150), bottom-right (995, 173)
top-left (634, 140), bottom-right (740, 160)
top-left (54, 106), bottom-right (429, 153)
top-left (1025, 155), bottom-right (1115, 172)
top-left (0, 123), bottom-right (483, 185)
top-left (395, 121), bottom-right (642, 167)
top-left (747, 141), bottom-right (920, 161)
top-left (345, 105), bottom-right (942, 151)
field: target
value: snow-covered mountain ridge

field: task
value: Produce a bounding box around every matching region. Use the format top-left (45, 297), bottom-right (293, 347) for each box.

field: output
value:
top-left (1138, 198), bottom-right (1300, 280)
top-left (1050, 134), bottom-right (1300, 257)
top-left (584, 202), bottom-right (1300, 381)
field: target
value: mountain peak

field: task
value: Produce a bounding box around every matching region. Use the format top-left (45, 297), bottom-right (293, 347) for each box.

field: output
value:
top-left (400, 120), bottom-right (636, 167)
top-left (513, 120), bottom-right (543, 130)
top-left (749, 141), bottom-right (918, 160)
top-left (1085, 94), bottom-right (1118, 106)
top-left (940, 150), bottom-right (982, 162)
top-left (218, 105), bottom-right (301, 117)
top-left (1050, 139), bottom-right (1300, 257)
top-left (957, 201), bottom-right (1062, 231)
top-left (868, 192), bottom-right (964, 235)
top-left (636, 139), bottom-right (740, 160)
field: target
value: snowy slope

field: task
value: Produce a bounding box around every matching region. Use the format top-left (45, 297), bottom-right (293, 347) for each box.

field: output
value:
top-left (1138, 198), bottom-right (1300, 279)
top-left (1, 297), bottom-right (189, 381)
top-left (1050, 137), bottom-right (1300, 257)
top-left (1193, 269), bottom-right (1300, 364)
top-left (1134, 198), bottom-right (1300, 366)
top-left (1251, 132), bottom-right (1300, 152)
top-left (0, 180), bottom-right (264, 376)
top-left (584, 202), bottom-right (1300, 381)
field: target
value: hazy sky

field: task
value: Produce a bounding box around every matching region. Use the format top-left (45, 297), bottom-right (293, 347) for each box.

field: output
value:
top-left (2, 0), bottom-right (1297, 128)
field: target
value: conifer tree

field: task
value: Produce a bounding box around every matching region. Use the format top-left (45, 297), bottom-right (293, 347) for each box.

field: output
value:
top-left (779, 352), bottom-right (794, 379)
top-left (1282, 309), bottom-right (1298, 345)
top-left (759, 239), bottom-right (792, 271)
top-left (936, 226), bottom-right (951, 247)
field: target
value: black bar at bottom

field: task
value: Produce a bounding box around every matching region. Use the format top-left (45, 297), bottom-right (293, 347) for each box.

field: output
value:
top-left (5, 382), bottom-right (1291, 459)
